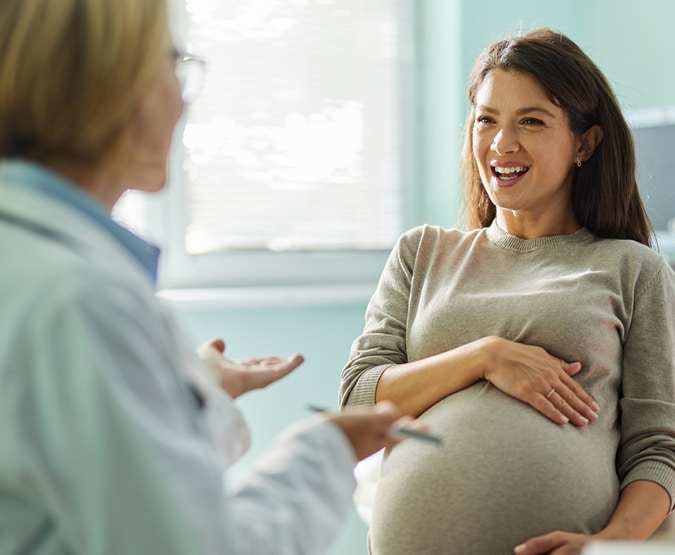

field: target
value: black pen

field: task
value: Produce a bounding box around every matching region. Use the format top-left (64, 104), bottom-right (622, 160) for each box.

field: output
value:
top-left (307, 404), bottom-right (442, 445)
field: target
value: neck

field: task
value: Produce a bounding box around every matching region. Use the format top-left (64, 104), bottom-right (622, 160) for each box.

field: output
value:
top-left (46, 159), bottom-right (126, 211)
top-left (496, 210), bottom-right (581, 239)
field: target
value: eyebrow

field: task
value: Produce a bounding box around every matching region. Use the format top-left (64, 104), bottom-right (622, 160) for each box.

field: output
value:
top-left (476, 105), bottom-right (558, 118)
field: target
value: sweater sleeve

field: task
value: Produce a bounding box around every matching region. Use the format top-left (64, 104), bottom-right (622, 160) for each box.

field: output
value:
top-left (617, 258), bottom-right (675, 509)
top-left (339, 227), bottom-right (422, 407)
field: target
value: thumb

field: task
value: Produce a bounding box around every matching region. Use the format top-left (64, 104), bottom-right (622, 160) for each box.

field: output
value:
top-left (373, 400), bottom-right (401, 424)
top-left (209, 338), bottom-right (226, 354)
top-left (561, 360), bottom-right (582, 376)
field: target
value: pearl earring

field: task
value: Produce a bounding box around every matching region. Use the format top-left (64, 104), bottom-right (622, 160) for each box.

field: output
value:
top-left (576, 157), bottom-right (582, 167)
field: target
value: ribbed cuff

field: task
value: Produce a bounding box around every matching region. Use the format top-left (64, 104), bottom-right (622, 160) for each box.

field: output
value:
top-left (621, 460), bottom-right (675, 511)
top-left (344, 364), bottom-right (390, 407)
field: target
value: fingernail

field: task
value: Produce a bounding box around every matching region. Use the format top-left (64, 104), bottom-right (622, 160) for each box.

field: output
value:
top-left (560, 415), bottom-right (569, 424)
top-left (592, 402), bottom-right (600, 412)
top-left (514, 544), bottom-right (527, 554)
top-left (579, 416), bottom-right (589, 425)
top-left (589, 410), bottom-right (599, 420)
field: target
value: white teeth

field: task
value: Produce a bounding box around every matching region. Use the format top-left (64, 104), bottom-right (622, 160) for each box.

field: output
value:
top-left (495, 166), bottom-right (526, 174)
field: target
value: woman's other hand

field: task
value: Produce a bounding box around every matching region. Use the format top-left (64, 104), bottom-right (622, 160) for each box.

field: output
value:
top-left (198, 338), bottom-right (304, 399)
top-left (479, 336), bottom-right (599, 426)
top-left (514, 530), bottom-right (595, 555)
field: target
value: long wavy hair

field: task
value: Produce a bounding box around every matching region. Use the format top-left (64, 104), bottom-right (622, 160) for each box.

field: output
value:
top-left (461, 28), bottom-right (653, 246)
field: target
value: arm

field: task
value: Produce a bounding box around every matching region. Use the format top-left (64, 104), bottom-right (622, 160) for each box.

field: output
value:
top-left (12, 281), bottom-right (401, 555)
top-left (340, 228), bottom-right (597, 425)
top-left (514, 480), bottom-right (671, 555)
top-left (597, 481), bottom-right (671, 540)
top-left (515, 259), bottom-right (675, 555)
top-left (227, 404), bottom-right (407, 555)
top-left (375, 335), bottom-right (595, 425)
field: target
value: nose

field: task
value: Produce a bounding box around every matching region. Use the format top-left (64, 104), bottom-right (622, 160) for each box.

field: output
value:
top-left (491, 126), bottom-right (520, 155)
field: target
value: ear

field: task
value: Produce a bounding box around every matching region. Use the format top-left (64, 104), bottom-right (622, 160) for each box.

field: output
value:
top-left (577, 124), bottom-right (603, 162)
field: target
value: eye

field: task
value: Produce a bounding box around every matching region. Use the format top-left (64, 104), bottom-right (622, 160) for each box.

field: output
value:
top-left (521, 117), bottom-right (544, 126)
top-left (475, 115), bottom-right (494, 125)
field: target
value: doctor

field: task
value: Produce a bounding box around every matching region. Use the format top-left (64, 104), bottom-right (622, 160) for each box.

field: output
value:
top-left (0, 0), bottom-right (415, 553)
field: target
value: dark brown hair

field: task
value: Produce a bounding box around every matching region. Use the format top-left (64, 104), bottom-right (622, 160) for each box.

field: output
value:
top-left (461, 28), bottom-right (653, 246)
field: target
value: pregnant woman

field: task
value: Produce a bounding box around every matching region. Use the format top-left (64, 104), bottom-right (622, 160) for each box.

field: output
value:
top-left (339, 28), bottom-right (675, 555)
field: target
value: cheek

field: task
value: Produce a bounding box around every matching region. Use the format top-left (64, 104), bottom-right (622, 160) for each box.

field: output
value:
top-left (166, 74), bottom-right (184, 124)
top-left (535, 148), bottom-right (573, 179)
top-left (144, 78), bottom-right (183, 147)
top-left (472, 134), bottom-right (492, 177)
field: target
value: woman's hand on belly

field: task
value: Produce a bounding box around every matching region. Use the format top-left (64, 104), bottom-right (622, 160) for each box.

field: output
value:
top-left (480, 336), bottom-right (600, 426)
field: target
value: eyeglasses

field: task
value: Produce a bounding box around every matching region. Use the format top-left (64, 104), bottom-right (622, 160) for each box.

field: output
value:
top-left (171, 49), bottom-right (206, 103)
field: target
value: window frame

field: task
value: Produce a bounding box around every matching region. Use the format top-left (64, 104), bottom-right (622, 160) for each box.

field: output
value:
top-left (152, 0), bottom-right (419, 295)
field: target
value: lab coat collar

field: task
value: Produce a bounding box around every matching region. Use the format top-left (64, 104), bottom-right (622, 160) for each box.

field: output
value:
top-left (0, 159), bottom-right (160, 284)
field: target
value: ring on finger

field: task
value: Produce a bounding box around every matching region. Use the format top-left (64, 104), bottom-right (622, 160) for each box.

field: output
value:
top-left (545, 387), bottom-right (556, 400)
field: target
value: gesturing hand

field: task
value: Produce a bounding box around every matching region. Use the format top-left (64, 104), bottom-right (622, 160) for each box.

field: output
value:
top-left (479, 336), bottom-right (599, 426)
top-left (197, 338), bottom-right (304, 399)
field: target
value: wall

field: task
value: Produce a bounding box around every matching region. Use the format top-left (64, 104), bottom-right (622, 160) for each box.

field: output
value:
top-left (170, 300), bottom-right (374, 555)
top-left (172, 1), bottom-right (675, 553)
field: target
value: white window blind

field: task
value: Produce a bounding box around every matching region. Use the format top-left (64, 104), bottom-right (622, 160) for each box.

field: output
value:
top-left (115, 0), bottom-right (415, 292)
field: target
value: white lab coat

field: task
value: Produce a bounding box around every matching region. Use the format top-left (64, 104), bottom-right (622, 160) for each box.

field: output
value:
top-left (0, 164), bottom-right (357, 554)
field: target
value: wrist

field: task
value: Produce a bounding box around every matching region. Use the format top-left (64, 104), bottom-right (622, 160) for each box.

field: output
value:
top-left (473, 335), bottom-right (499, 381)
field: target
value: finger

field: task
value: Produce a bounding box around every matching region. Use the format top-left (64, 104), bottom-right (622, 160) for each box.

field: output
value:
top-left (547, 391), bottom-right (590, 427)
top-left (560, 360), bottom-right (582, 376)
top-left (559, 372), bottom-right (600, 412)
top-left (285, 353), bottom-right (305, 369)
top-left (273, 356), bottom-right (304, 378)
top-left (514, 531), bottom-right (564, 554)
top-left (531, 393), bottom-right (570, 425)
top-left (515, 531), bottom-right (587, 555)
top-left (209, 338), bottom-right (226, 354)
top-left (554, 383), bottom-right (598, 425)
top-left (243, 357), bottom-right (276, 365)
top-left (373, 400), bottom-right (402, 424)
top-left (393, 416), bottom-right (431, 435)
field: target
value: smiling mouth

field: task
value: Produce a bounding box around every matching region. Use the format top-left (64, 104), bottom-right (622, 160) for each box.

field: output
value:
top-left (493, 166), bottom-right (529, 181)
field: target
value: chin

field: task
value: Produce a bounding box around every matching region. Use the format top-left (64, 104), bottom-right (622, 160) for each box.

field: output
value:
top-left (145, 179), bottom-right (168, 193)
top-left (132, 168), bottom-right (169, 194)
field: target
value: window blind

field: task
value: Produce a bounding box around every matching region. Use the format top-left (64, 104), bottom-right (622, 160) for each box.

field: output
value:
top-left (180, 0), bottom-right (409, 254)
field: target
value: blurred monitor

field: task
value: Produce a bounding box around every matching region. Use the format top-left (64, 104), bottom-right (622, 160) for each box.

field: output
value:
top-left (628, 107), bottom-right (675, 233)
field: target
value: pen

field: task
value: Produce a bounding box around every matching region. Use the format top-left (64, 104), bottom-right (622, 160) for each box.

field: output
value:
top-left (307, 404), bottom-right (442, 445)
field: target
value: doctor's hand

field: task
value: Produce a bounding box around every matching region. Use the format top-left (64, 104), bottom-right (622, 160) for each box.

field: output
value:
top-left (198, 338), bottom-right (304, 399)
top-left (328, 401), bottom-right (425, 461)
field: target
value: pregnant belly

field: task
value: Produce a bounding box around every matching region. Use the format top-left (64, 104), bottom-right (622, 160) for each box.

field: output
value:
top-left (368, 382), bottom-right (619, 555)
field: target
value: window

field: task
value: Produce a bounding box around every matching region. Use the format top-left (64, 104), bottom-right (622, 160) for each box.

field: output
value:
top-left (114, 0), bottom-right (416, 295)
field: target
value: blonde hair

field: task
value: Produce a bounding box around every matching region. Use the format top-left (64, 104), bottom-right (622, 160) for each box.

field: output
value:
top-left (0, 0), bottom-right (170, 166)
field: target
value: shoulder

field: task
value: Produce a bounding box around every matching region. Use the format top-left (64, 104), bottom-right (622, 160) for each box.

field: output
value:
top-left (396, 224), bottom-right (481, 254)
top-left (589, 234), bottom-right (675, 295)
top-left (591, 234), bottom-right (671, 271)
top-left (1, 221), bottom-right (156, 342)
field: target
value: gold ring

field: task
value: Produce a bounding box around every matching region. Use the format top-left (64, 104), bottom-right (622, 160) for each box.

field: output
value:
top-left (545, 387), bottom-right (556, 400)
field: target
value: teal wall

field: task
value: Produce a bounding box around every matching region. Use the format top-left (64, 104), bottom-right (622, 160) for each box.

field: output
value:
top-left (170, 301), bottom-right (372, 555)
top-left (419, 0), bottom-right (675, 229)
top-left (174, 2), bottom-right (675, 554)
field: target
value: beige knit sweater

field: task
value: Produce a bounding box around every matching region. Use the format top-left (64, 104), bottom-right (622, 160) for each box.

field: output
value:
top-left (340, 222), bottom-right (675, 555)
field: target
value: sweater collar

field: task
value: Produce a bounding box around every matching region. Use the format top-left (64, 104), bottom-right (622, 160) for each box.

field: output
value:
top-left (485, 220), bottom-right (594, 252)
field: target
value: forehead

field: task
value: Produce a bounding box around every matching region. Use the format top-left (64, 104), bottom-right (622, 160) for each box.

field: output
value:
top-left (475, 69), bottom-right (559, 112)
